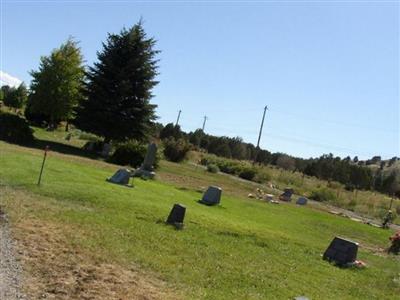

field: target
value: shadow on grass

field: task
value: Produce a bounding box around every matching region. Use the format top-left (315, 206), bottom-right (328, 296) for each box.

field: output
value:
top-left (25, 138), bottom-right (101, 160)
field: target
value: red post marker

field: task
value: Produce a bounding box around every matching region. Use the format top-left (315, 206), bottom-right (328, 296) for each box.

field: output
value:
top-left (37, 146), bottom-right (50, 186)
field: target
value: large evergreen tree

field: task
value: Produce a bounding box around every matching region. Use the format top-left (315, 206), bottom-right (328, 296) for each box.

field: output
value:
top-left (29, 38), bottom-right (84, 128)
top-left (74, 21), bottom-right (159, 142)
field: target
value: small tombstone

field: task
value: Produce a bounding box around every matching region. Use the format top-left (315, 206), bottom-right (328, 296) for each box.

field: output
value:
top-left (264, 194), bottom-right (274, 201)
top-left (134, 143), bottom-right (157, 179)
top-left (296, 197), bottom-right (308, 205)
top-left (279, 188), bottom-right (294, 202)
top-left (323, 237), bottom-right (359, 266)
top-left (101, 143), bottom-right (112, 157)
top-left (166, 204), bottom-right (186, 229)
top-left (199, 186), bottom-right (222, 206)
top-left (83, 141), bottom-right (95, 151)
top-left (106, 168), bottom-right (132, 186)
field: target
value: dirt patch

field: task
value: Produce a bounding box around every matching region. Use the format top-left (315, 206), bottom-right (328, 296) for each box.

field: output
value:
top-left (0, 208), bottom-right (25, 300)
top-left (0, 187), bottom-right (179, 300)
top-left (13, 218), bottom-right (179, 300)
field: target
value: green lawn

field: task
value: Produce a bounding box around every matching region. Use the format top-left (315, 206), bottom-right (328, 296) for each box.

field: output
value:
top-left (0, 140), bottom-right (399, 299)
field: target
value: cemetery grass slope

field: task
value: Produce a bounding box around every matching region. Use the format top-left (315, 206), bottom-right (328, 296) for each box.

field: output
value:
top-left (0, 141), bottom-right (399, 299)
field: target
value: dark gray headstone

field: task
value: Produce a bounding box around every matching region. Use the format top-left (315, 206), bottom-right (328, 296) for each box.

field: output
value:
top-left (107, 168), bottom-right (131, 185)
top-left (323, 237), bottom-right (358, 265)
top-left (166, 204), bottom-right (186, 229)
top-left (134, 143), bottom-right (157, 179)
top-left (101, 143), bottom-right (112, 157)
top-left (199, 186), bottom-right (222, 206)
top-left (142, 143), bottom-right (157, 171)
top-left (296, 197), bottom-right (308, 205)
top-left (279, 188), bottom-right (294, 202)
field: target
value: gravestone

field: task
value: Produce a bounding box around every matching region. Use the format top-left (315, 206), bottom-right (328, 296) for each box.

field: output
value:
top-left (279, 188), bottom-right (294, 202)
top-left (264, 194), bottom-right (274, 201)
top-left (83, 141), bottom-right (95, 151)
top-left (106, 168), bottom-right (132, 186)
top-left (296, 197), bottom-right (308, 205)
top-left (134, 143), bottom-right (157, 179)
top-left (323, 237), bottom-right (358, 266)
top-left (199, 186), bottom-right (222, 206)
top-left (166, 204), bottom-right (186, 229)
top-left (101, 143), bottom-right (112, 157)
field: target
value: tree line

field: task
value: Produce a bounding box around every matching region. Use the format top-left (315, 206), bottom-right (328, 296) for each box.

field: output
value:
top-left (158, 123), bottom-right (400, 197)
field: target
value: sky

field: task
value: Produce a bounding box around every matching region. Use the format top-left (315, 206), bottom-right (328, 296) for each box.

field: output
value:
top-left (1, 0), bottom-right (399, 160)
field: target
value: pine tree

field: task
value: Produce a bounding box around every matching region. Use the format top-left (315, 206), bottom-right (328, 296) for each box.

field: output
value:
top-left (74, 21), bottom-right (159, 143)
top-left (29, 38), bottom-right (84, 128)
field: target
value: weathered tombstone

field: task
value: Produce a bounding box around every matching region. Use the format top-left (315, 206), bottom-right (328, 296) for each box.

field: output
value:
top-left (106, 168), bottom-right (132, 186)
top-left (199, 186), bottom-right (222, 206)
top-left (323, 237), bottom-right (358, 266)
top-left (101, 143), bottom-right (112, 157)
top-left (264, 194), bottom-right (274, 201)
top-left (279, 188), bottom-right (294, 202)
top-left (166, 204), bottom-right (186, 229)
top-left (83, 141), bottom-right (95, 151)
top-left (134, 143), bottom-right (157, 179)
top-left (296, 197), bottom-right (308, 205)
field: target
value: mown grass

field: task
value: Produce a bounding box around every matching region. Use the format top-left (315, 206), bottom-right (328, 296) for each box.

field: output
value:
top-left (0, 140), bottom-right (399, 299)
top-left (30, 125), bottom-right (400, 223)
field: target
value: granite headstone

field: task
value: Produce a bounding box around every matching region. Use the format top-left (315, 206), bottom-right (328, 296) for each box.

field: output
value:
top-left (323, 236), bottom-right (359, 266)
top-left (166, 204), bottom-right (186, 229)
top-left (296, 197), bottom-right (308, 205)
top-left (134, 143), bottom-right (157, 178)
top-left (199, 186), bottom-right (222, 206)
top-left (107, 168), bottom-right (132, 186)
top-left (279, 188), bottom-right (294, 202)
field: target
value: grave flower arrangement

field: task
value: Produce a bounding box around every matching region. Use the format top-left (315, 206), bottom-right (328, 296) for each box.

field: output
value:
top-left (388, 231), bottom-right (400, 255)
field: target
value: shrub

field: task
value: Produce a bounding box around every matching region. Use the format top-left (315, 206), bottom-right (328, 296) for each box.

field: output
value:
top-left (109, 140), bottom-right (151, 168)
top-left (207, 163), bottom-right (219, 173)
top-left (163, 138), bottom-right (191, 162)
top-left (309, 187), bottom-right (337, 202)
top-left (0, 112), bottom-right (34, 144)
top-left (239, 167), bottom-right (257, 181)
top-left (254, 170), bottom-right (272, 183)
top-left (78, 132), bottom-right (100, 142)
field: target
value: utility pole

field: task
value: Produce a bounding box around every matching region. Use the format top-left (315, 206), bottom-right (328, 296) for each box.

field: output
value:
top-left (202, 116), bottom-right (208, 132)
top-left (254, 105), bottom-right (268, 164)
top-left (256, 105), bottom-right (268, 149)
top-left (175, 110), bottom-right (182, 126)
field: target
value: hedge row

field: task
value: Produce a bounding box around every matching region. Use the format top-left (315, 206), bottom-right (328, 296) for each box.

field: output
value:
top-left (200, 155), bottom-right (271, 183)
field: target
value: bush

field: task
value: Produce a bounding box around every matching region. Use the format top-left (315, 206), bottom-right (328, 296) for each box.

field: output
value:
top-left (239, 167), bottom-right (257, 181)
top-left (163, 138), bottom-right (191, 162)
top-left (78, 132), bottom-right (101, 142)
top-left (254, 170), bottom-right (272, 183)
top-left (207, 163), bottom-right (219, 173)
top-left (0, 112), bottom-right (34, 144)
top-left (309, 187), bottom-right (337, 202)
top-left (109, 140), bottom-right (149, 168)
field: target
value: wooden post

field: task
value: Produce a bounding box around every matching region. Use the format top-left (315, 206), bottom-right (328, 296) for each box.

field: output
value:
top-left (37, 146), bottom-right (49, 186)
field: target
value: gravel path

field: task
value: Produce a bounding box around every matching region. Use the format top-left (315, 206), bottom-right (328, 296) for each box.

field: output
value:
top-left (0, 211), bottom-right (24, 300)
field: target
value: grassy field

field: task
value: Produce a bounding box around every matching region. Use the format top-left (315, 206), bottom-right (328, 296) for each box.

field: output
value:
top-left (1, 137), bottom-right (399, 299)
top-left (30, 126), bottom-right (400, 224)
